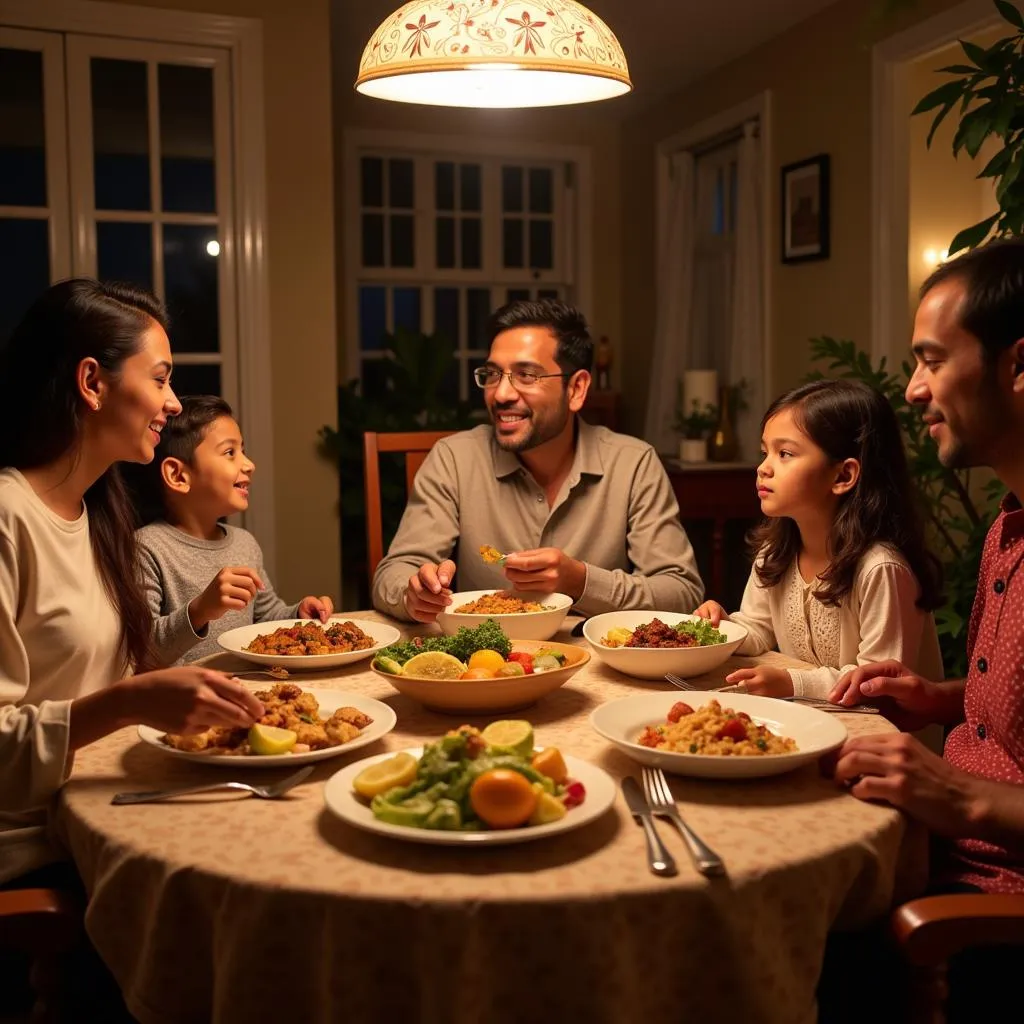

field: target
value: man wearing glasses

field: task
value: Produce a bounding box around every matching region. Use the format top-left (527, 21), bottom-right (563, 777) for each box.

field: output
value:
top-left (372, 298), bottom-right (704, 623)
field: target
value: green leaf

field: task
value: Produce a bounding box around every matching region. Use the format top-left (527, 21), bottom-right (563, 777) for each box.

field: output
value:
top-left (995, 152), bottom-right (1024, 201)
top-left (949, 214), bottom-right (998, 255)
top-left (979, 145), bottom-right (1012, 178)
top-left (995, 0), bottom-right (1024, 30)
top-left (953, 104), bottom-right (996, 158)
top-left (926, 102), bottom-right (956, 149)
top-left (911, 79), bottom-right (968, 115)
top-left (960, 38), bottom-right (999, 73)
top-left (937, 64), bottom-right (983, 75)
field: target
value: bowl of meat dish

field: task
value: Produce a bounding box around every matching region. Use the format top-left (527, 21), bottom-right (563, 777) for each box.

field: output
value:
top-left (436, 590), bottom-right (573, 642)
top-left (590, 691), bottom-right (847, 779)
top-left (140, 683), bottom-right (398, 766)
top-left (217, 618), bottom-right (402, 671)
top-left (582, 611), bottom-right (747, 680)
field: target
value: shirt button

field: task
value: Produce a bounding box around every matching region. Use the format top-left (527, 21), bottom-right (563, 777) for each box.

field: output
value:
top-left (977, 657), bottom-right (988, 673)
top-left (977, 723), bottom-right (987, 740)
top-left (994, 579), bottom-right (1005, 594)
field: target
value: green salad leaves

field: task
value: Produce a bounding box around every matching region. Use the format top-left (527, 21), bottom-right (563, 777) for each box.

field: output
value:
top-left (376, 618), bottom-right (512, 665)
top-left (675, 618), bottom-right (727, 646)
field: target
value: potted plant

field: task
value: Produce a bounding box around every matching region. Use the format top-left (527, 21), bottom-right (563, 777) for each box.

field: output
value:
top-left (674, 395), bottom-right (717, 463)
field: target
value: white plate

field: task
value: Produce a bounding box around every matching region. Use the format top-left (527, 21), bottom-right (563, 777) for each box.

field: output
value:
top-left (590, 691), bottom-right (848, 779)
top-left (216, 618), bottom-right (402, 670)
top-left (138, 690), bottom-right (397, 767)
top-left (323, 746), bottom-right (616, 845)
top-left (582, 611), bottom-right (748, 680)
top-left (436, 590), bottom-right (572, 641)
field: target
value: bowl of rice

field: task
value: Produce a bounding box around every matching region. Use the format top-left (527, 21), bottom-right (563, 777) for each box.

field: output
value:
top-left (436, 590), bottom-right (573, 642)
top-left (582, 611), bottom-right (748, 680)
top-left (590, 691), bottom-right (848, 778)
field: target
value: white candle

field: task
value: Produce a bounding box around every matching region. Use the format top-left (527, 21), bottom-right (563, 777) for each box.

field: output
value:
top-left (683, 370), bottom-right (718, 414)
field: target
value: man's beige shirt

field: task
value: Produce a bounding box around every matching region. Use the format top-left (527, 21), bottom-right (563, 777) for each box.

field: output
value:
top-left (372, 421), bottom-right (704, 620)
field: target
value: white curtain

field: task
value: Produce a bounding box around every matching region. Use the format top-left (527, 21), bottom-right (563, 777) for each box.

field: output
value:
top-left (728, 122), bottom-right (765, 461)
top-left (644, 151), bottom-right (695, 453)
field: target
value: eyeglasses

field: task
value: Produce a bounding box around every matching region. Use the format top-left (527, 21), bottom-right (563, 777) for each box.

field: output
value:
top-left (473, 367), bottom-right (571, 390)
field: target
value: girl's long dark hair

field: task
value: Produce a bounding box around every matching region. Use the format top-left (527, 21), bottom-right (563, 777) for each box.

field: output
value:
top-left (0, 278), bottom-right (167, 672)
top-left (749, 379), bottom-right (942, 610)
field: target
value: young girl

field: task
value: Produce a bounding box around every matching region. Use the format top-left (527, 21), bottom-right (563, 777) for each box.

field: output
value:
top-left (0, 279), bottom-right (263, 888)
top-left (695, 378), bottom-right (944, 698)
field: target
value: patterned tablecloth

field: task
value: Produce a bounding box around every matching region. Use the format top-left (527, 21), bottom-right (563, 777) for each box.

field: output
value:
top-left (56, 612), bottom-right (926, 1024)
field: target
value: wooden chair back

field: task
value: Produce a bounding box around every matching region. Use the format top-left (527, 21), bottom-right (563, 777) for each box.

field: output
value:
top-left (363, 430), bottom-right (453, 586)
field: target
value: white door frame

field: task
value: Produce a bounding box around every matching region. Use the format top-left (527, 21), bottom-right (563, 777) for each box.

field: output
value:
top-left (870, 0), bottom-right (999, 366)
top-left (1, 0), bottom-right (277, 574)
top-left (655, 90), bottom-right (774, 401)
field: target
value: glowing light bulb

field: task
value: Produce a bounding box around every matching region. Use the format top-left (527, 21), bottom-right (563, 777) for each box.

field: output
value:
top-left (206, 240), bottom-right (220, 257)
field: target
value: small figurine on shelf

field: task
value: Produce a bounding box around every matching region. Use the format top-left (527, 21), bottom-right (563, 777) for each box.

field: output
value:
top-left (595, 335), bottom-right (613, 390)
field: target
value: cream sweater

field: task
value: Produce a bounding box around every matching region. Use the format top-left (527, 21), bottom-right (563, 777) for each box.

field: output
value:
top-left (0, 469), bottom-right (124, 883)
top-left (731, 543), bottom-right (944, 697)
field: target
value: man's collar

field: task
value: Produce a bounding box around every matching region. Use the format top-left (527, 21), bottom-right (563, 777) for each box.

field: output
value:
top-left (490, 418), bottom-right (606, 479)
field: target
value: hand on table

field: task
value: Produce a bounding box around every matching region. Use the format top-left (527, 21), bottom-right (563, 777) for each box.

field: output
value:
top-left (828, 660), bottom-right (948, 730)
top-left (403, 560), bottom-right (456, 623)
top-left (298, 594), bottom-right (334, 622)
top-left (724, 665), bottom-right (793, 697)
top-left (502, 548), bottom-right (586, 600)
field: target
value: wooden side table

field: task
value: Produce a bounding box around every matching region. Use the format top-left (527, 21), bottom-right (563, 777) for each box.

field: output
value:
top-left (663, 460), bottom-right (761, 600)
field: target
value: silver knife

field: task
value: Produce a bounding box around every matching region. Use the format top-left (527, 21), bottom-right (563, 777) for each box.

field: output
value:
top-left (622, 776), bottom-right (677, 877)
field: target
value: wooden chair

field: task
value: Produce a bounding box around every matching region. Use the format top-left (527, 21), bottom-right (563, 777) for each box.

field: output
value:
top-left (363, 430), bottom-right (453, 586)
top-left (892, 893), bottom-right (1024, 1022)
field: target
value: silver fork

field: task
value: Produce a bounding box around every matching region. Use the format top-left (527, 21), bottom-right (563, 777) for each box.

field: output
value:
top-left (641, 766), bottom-right (726, 877)
top-left (233, 668), bottom-right (291, 681)
top-left (111, 765), bottom-right (314, 805)
top-left (663, 673), bottom-right (878, 713)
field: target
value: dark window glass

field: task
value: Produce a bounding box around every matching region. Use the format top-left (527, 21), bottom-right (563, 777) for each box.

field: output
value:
top-left (713, 166), bottom-right (725, 235)
top-left (169, 362), bottom-right (221, 398)
top-left (388, 158), bottom-right (414, 208)
top-left (362, 358), bottom-right (392, 401)
top-left (393, 287), bottom-right (421, 333)
top-left (459, 163), bottom-right (481, 211)
top-left (164, 224), bottom-right (220, 353)
top-left (435, 161), bottom-right (455, 211)
top-left (436, 216), bottom-right (455, 268)
top-left (91, 58), bottom-right (150, 211)
top-left (361, 157), bottom-right (383, 207)
top-left (528, 167), bottom-right (553, 214)
top-left (506, 288), bottom-right (530, 303)
top-left (503, 219), bottom-right (524, 268)
top-left (529, 219), bottom-right (553, 270)
top-left (0, 49), bottom-right (46, 207)
top-left (358, 285), bottom-right (387, 351)
top-left (467, 288), bottom-right (491, 350)
top-left (434, 287), bottom-right (459, 349)
top-left (460, 218), bottom-right (481, 269)
top-left (390, 214), bottom-right (415, 267)
top-left (538, 288), bottom-right (560, 300)
top-left (159, 64), bottom-right (215, 213)
top-left (362, 213), bottom-right (384, 266)
top-left (0, 218), bottom-right (48, 346)
top-left (96, 221), bottom-right (153, 291)
top-left (439, 361), bottom-right (459, 405)
top-left (501, 165), bottom-right (523, 213)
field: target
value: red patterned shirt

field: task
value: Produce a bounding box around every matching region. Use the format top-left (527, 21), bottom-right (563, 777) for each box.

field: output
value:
top-left (940, 494), bottom-right (1024, 893)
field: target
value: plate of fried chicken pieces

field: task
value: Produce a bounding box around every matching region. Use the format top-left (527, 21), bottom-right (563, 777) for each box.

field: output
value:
top-left (139, 682), bottom-right (397, 766)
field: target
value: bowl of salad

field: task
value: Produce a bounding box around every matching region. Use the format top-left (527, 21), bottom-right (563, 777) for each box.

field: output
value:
top-left (582, 611), bottom-right (747, 680)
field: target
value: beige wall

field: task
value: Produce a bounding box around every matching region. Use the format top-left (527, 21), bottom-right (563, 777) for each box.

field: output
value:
top-left (110, 0), bottom-right (341, 601)
top-left (619, 0), bottom-right (968, 436)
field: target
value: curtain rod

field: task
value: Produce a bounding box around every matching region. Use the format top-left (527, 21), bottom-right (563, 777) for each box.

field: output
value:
top-left (689, 118), bottom-right (759, 158)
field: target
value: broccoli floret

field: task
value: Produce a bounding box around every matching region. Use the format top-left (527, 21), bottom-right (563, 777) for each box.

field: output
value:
top-left (377, 619), bottom-right (511, 665)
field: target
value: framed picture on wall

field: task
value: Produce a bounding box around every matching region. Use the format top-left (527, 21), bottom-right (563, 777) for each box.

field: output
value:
top-left (781, 154), bottom-right (830, 263)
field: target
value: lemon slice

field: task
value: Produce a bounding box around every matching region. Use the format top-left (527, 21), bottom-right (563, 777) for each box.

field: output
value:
top-left (402, 651), bottom-right (467, 679)
top-left (481, 720), bottom-right (534, 757)
top-left (248, 724), bottom-right (297, 756)
top-left (353, 752), bottom-right (418, 798)
top-left (374, 655), bottom-right (403, 675)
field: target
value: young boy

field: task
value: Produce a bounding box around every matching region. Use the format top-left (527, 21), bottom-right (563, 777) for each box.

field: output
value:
top-left (137, 395), bottom-right (333, 665)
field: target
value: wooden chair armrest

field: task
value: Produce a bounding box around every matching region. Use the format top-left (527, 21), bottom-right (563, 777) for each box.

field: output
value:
top-left (893, 894), bottom-right (1024, 966)
top-left (0, 888), bottom-right (83, 955)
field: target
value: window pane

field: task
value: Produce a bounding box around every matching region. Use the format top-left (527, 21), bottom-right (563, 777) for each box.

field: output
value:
top-left (0, 218), bottom-right (48, 346)
top-left (390, 214), bottom-right (414, 267)
top-left (0, 49), bottom-right (46, 207)
top-left (459, 163), bottom-right (481, 211)
top-left (529, 219), bottom-right (553, 269)
top-left (467, 288), bottom-right (491, 350)
top-left (97, 221), bottom-right (153, 291)
top-left (460, 218), bottom-right (481, 269)
top-left (506, 288), bottom-right (530, 303)
top-left (502, 218), bottom-right (524, 268)
top-left (528, 167), bottom-right (553, 214)
top-left (435, 216), bottom-right (455, 269)
top-left (159, 64), bottom-right (216, 214)
top-left (359, 285), bottom-right (387, 351)
top-left (502, 166), bottom-right (523, 213)
top-left (538, 288), bottom-right (560, 300)
top-left (388, 158), bottom-right (414, 208)
top-left (361, 157), bottom-right (383, 208)
top-left (362, 213), bottom-right (384, 266)
top-left (393, 287), bottom-right (421, 333)
top-left (435, 161), bottom-right (454, 211)
top-left (362, 358), bottom-right (391, 401)
top-left (91, 58), bottom-right (150, 211)
top-left (713, 166), bottom-right (725, 235)
top-left (164, 224), bottom-right (220, 353)
top-left (169, 362), bottom-right (221, 398)
top-left (729, 159), bottom-right (738, 233)
top-left (439, 361), bottom-right (459, 405)
top-left (434, 287), bottom-right (459, 348)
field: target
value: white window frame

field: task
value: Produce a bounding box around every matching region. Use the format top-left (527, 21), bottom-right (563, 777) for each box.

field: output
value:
top-left (343, 128), bottom-right (593, 391)
top-left (1, 0), bottom-right (276, 574)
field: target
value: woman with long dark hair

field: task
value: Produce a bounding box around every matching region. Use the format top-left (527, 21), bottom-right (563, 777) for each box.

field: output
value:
top-left (0, 279), bottom-right (263, 885)
top-left (694, 378), bottom-right (944, 698)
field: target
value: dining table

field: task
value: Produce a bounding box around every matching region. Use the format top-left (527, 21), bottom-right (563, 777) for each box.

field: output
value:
top-left (55, 611), bottom-right (927, 1024)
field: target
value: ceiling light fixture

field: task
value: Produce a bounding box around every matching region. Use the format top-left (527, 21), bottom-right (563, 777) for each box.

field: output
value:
top-left (355, 0), bottom-right (631, 108)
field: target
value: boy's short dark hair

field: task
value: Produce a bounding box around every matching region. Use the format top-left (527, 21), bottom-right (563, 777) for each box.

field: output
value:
top-left (159, 394), bottom-right (234, 466)
top-left (487, 298), bottom-right (593, 375)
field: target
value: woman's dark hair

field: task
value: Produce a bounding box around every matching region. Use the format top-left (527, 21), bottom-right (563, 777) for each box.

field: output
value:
top-left (0, 278), bottom-right (170, 672)
top-left (488, 298), bottom-right (593, 375)
top-left (749, 378), bottom-right (942, 610)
